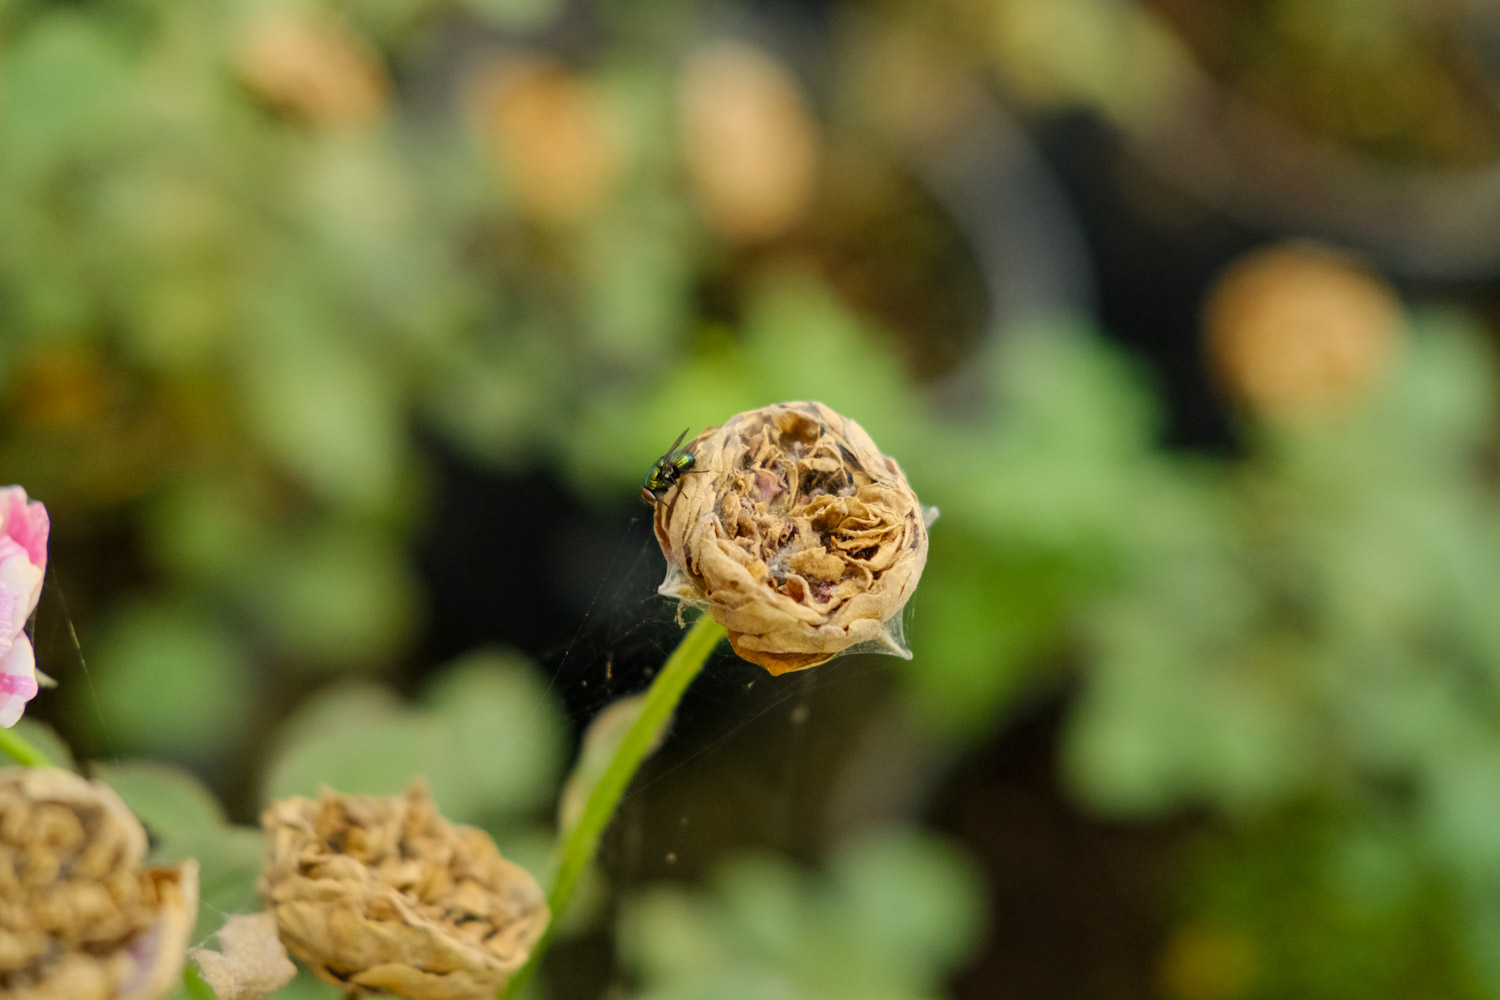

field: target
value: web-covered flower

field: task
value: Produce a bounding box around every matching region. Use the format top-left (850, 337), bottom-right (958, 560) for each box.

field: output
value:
top-left (260, 784), bottom-right (548, 1000)
top-left (0, 487), bottom-right (49, 727)
top-left (0, 767), bottom-right (198, 1000)
top-left (652, 401), bottom-right (932, 675)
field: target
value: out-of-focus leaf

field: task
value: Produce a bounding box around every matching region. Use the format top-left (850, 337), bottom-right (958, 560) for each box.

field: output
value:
top-left (93, 759), bottom-right (225, 841)
top-left (263, 653), bottom-right (567, 831)
top-left (621, 827), bottom-right (986, 1000)
top-left (263, 967), bottom-right (344, 1000)
top-left (425, 648), bottom-right (570, 826)
top-left (173, 826), bottom-right (268, 943)
top-left (262, 707), bottom-right (438, 805)
top-left (620, 886), bottom-right (733, 986)
top-left (239, 526), bottom-right (419, 671)
top-left (830, 827), bottom-right (987, 989)
top-left (145, 481), bottom-right (273, 589)
top-left (1421, 745), bottom-right (1500, 882)
top-left (86, 603), bottom-right (255, 758)
top-left (457, 0), bottom-right (564, 31)
top-left (0, 13), bottom-right (135, 178)
top-left (714, 856), bottom-right (810, 970)
top-left (236, 280), bottom-right (405, 509)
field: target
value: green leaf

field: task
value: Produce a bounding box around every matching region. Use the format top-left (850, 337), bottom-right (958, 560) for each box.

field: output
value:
top-left (92, 760), bottom-right (224, 841)
top-left (236, 280), bottom-right (405, 509)
top-left (457, 0), bottom-right (564, 30)
top-left (830, 827), bottom-right (988, 987)
top-left (240, 526), bottom-right (419, 671)
top-left (173, 826), bottom-right (267, 942)
top-left (86, 603), bottom-right (255, 758)
top-left (0, 13), bottom-right (135, 178)
top-left (620, 886), bottom-right (735, 985)
top-left (262, 706), bottom-right (439, 805)
top-left (425, 648), bottom-right (571, 827)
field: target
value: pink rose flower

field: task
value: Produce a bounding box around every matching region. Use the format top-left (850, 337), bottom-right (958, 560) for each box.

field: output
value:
top-left (0, 487), bottom-right (48, 728)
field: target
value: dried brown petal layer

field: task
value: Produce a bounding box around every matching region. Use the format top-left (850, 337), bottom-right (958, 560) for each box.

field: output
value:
top-left (261, 785), bottom-right (547, 1000)
top-left (189, 912), bottom-right (295, 1000)
top-left (0, 767), bottom-right (197, 1000)
top-left (653, 401), bottom-right (930, 675)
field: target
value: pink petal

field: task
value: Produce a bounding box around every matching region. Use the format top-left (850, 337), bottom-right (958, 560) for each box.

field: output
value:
top-left (0, 633), bottom-right (38, 728)
top-left (0, 543), bottom-right (44, 645)
top-left (0, 487), bottom-right (48, 571)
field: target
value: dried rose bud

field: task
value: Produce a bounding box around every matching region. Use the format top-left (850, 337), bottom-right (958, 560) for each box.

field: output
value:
top-left (236, 13), bottom-right (388, 127)
top-left (1205, 243), bottom-right (1404, 418)
top-left (679, 42), bottom-right (821, 244)
top-left (652, 401), bottom-right (932, 675)
top-left (0, 767), bottom-right (198, 1000)
top-left (260, 784), bottom-right (547, 1000)
top-left (466, 57), bottom-right (622, 227)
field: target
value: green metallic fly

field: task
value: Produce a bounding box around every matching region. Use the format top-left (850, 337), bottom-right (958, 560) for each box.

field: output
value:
top-left (641, 428), bottom-right (697, 505)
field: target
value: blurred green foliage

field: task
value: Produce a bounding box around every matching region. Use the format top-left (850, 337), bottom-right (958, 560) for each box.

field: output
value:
top-left (6, 0), bottom-right (1500, 998)
top-left (619, 828), bottom-right (986, 1000)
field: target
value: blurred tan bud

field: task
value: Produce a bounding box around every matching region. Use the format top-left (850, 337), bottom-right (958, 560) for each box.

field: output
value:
top-left (260, 784), bottom-right (547, 1000)
top-left (236, 14), bottom-right (388, 127)
top-left (653, 402), bottom-right (931, 675)
top-left (1158, 919), bottom-right (1259, 1000)
top-left (1205, 243), bottom-right (1404, 418)
top-left (0, 767), bottom-right (198, 1000)
top-left (679, 43), bottom-right (821, 243)
top-left (467, 58), bottom-right (621, 227)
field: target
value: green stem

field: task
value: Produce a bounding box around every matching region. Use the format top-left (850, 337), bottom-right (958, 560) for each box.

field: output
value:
top-left (0, 725), bottom-right (53, 767)
top-left (182, 962), bottom-right (217, 1000)
top-left (502, 613), bottom-right (726, 999)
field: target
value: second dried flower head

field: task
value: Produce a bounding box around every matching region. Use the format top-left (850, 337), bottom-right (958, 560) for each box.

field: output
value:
top-left (652, 401), bottom-right (932, 675)
top-left (260, 785), bottom-right (547, 1000)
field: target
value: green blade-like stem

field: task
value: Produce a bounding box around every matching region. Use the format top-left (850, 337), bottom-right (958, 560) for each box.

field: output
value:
top-left (502, 613), bottom-right (726, 999)
top-left (0, 724), bottom-right (53, 767)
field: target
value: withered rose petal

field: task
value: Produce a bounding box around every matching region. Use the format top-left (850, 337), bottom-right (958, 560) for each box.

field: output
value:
top-left (0, 768), bottom-right (197, 1000)
top-left (260, 784), bottom-right (548, 1000)
top-left (653, 401), bottom-right (931, 675)
top-left (189, 912), bottom-right (295, 1000)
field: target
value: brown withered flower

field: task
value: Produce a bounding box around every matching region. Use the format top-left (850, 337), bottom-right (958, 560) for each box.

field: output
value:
top-left (652, 401), bottom-right (932, 675)
top-left (679, 42), bottom-right (821, 244)
top-left (260, 784), bottom-right (547, 1000)
top-left (0, 767), bottom-right (198, 1000)
top-left (1205, 242), bottom-right (1404, 419)
top-left (235, 13), bottom-right (388, 127)
top-left (465, 57), bottom-right (622, 228)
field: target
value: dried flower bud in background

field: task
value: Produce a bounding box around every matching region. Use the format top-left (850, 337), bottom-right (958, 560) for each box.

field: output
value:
top-left (653, 401), bottom-right (931, 675)
top-left (467, 57), bottom-right (622, 227)
top-left (260, 785), bottom-right (548, 1000)
top-left (679, 42), bottom-right (821, 244)
top-left (0, 486), bottom-right (48, 727)
top-left (1205, 243), bottom-right (1404, 419)
top-left (0, 768), bottom-right (197, 1000)
top-left (236, 13), bottom-right (388, 127)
